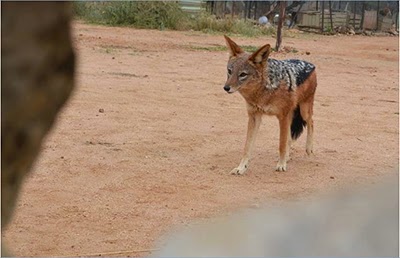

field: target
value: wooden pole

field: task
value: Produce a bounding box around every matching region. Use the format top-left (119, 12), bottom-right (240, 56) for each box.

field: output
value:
top-left (329, 1), bottom-right (333, 31)
top-left (276, 1), bottom-right (286, 51)
top-left (321, 1), bottom-right (325, 33)
top-left (316, 1), bottom-right (319, 11)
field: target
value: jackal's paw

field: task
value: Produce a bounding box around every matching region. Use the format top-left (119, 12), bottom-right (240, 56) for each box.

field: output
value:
top-left (230, 166), bottom-right (248, 175)
top-left (275, 162), bottom-right (287, 172)
top-left (306, 143), bottom-right (314, 155)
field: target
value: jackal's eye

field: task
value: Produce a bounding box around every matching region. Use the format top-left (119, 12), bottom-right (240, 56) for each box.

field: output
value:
top-left (239, 72), bottom-right (248, 80)
top-left (227, 68), bottom-right (232, 76)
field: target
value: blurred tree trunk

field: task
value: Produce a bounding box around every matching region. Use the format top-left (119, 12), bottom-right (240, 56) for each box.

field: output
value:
top-left (275, 1), bottom-right (286, 51)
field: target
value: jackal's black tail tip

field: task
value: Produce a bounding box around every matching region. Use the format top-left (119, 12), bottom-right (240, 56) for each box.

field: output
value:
top-left (291, 106), bottom-right (306, 140)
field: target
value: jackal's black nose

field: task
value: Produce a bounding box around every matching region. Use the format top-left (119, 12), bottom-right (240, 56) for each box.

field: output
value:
top-left (223, 85), bottom-right (230, 92)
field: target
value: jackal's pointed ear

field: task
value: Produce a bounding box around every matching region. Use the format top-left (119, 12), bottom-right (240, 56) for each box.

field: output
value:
top-left (248, 44), bottom-right (271, 65)
top-left (224, 35), bottom-right (244, 58)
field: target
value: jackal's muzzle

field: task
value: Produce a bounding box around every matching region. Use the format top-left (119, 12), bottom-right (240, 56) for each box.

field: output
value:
top-left (223, 85), bottom-right (237, 94)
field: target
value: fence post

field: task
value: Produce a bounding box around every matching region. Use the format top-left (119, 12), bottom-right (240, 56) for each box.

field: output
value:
top-left (353, 1), bottom-right (356, 28)
top-left (376, 0), bottom-right (380, 30)
top-left (329, 1), bottom-right (333, 31)
top-left (360, 1), bottom-right (365, 30)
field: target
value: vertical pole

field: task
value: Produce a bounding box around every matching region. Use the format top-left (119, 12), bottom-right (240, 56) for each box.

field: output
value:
top-left (276, 1), bottom-right (286, 51)
top-left (209, 1), bottom-right (213, 14)
top-left (396, 1), bottom-right (399, 31)
top-left (244, 1), bottom-right (247, 20)
top-left (223, 1), bottom-right (227, 18)
top-left (360, 1), bottom-right (365, 30)
top-left (212, 1), bottom-right (216, 15)
top-left (353, 1), bottom-right (356, 28)
top-left (376, 0), bottom-right (380, 30)
top-left (329, 1), bottom-right (333, 31)
top-left (316, 1), bottom-right (319, 11)
top-left (248, 1), bottom-right (252, 19)
top-left (321, 1), bottom-right (325, 33)
top-left (338, 0), bottom-right (341, 11)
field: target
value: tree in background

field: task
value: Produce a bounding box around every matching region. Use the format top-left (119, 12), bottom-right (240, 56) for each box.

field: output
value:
top-left (275, 1), bottom-right (286, 51)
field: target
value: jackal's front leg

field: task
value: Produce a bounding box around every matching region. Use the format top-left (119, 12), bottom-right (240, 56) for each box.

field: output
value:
top-left (230, 112), bottom-right (262, 175)
top-left (276, 115), bottom-right (291, 172)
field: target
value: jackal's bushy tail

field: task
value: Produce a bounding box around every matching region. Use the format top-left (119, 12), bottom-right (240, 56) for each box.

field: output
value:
top-left (291, 106), bottom-right (306, 140)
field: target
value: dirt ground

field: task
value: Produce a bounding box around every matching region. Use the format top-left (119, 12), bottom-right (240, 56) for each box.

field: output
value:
top-left (3, 22), bottom-right (399, 256)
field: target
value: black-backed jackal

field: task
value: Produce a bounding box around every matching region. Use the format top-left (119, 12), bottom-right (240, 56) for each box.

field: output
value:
top-left (223, 36), bottom-right (317, 174)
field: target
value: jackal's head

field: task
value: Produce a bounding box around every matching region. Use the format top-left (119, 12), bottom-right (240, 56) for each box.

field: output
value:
top-left (223, 35), bottom-right (271, 94)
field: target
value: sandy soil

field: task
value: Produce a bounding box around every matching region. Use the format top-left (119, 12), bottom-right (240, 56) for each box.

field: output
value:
top-left (2, 22), bottom-right (398, 257)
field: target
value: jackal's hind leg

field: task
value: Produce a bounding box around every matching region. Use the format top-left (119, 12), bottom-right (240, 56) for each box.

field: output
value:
top-left (285, 128), bottom-right (292, 162)
top-left (300, 97), bottom-right (314, 155)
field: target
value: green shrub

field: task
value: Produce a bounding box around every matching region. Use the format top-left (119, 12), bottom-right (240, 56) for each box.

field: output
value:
top-left (72, 2), bottom-right (280, 37)
top-left (72, 1), bottom-right (188, 30)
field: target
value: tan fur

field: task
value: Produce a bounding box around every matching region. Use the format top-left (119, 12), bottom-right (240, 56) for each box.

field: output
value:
top-left (224, 36), bottom-right (317, 174)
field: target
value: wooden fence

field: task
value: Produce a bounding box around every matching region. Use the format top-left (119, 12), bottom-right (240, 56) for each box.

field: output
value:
top-left (298, 11), bottom-right (350, 30)
top-left (298, 10), bottom-right (395, 32)
top-left (184, 1), bottom-right (398, 32)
